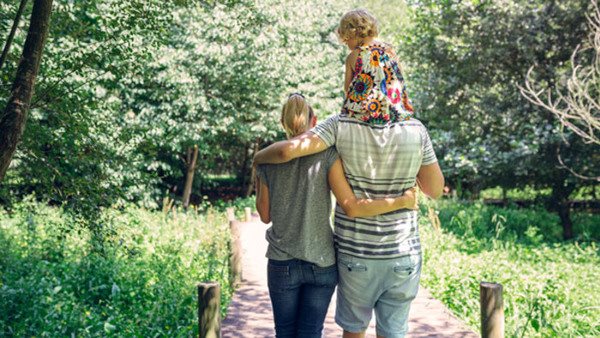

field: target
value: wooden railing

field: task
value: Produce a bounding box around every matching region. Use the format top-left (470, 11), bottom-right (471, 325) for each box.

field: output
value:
top-left (198, 207), bottom-right (244, 338)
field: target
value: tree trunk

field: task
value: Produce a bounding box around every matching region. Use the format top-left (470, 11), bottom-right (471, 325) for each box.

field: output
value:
top-left (557, 201), bottom-right (573, 240)
top-left (245, 141), bottom-right (259, 197)
top-left (0, 0), bottom-right (53, 182)
top-left (182, 145), bottom-right (199, 209)
top-left (0, 0), bottom-right (28, 71)
top-left (239, 143), bottom-right (250, 189)
top-left (549, 178), bottom-right (576, 240)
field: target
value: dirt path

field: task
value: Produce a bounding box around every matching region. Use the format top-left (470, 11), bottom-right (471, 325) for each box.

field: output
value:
top-left (221, 218), bottom-right (479, 338)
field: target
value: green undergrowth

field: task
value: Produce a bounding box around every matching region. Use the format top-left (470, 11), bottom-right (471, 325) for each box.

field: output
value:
top-left (0, 198), bottom-right (233, 337)
top-left (420, 200), bottom-right (600, 338)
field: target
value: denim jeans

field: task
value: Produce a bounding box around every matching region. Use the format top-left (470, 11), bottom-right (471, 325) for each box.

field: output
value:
top-left (267, 259), bottom-right (338, 338)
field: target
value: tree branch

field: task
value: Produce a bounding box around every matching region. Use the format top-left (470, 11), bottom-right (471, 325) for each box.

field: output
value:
top-left (0, 0), bottom-right (28, 71)
top-left (518, 1), bottom-right (600, 145)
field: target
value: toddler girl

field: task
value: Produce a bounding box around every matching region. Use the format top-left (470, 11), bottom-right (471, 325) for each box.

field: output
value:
top-left (337, 9), bottom-right (414, 124)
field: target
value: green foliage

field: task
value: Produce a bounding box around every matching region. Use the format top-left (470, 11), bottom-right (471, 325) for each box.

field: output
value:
top-left (431, 200), bottom-right (599, 243)
top-left (396, 0), bottom-right (599, 196)
top-left (0, 0), bottom-right (347, 218)
top-left (420, 199), bottom-right (600, 337)
top-left (0, 198), bottom-right (233, 336)
top-left (1, 0), bottom-right (189, 212)
top-left (480, 185), bottom-right (600, 201)
top-left (480, 186), bottom-right (552, 201)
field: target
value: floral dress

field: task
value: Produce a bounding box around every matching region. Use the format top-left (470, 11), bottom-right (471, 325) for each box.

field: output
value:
top-left (342, 42), bottom-right (414, 124)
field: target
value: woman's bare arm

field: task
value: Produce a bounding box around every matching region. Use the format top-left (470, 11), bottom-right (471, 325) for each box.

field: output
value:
top-left (328, 159), bottom-right (418, 218)
top-left (255, 177), bottom-right (271, 224)
top-left (253, 131), bottom-right (328, 165)
top-left (416, 162), bottom-right (444, 199)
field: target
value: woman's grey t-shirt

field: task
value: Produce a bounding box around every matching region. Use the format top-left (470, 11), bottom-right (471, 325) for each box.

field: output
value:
top-left (256, 148), bottom-right (339, 267)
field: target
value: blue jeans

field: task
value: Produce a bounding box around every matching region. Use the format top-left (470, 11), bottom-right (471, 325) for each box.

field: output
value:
top-left (267, 259), bottom-right (338, 338)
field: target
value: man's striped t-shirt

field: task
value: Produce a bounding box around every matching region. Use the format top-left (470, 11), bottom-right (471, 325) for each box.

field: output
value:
top-left (311, 114), bottom-right (438, 259)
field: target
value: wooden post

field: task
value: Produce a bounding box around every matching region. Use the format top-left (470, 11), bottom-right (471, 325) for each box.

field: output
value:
top-left (198, 282), bottom-right (221, 338)
top-left (225, 207), bottom-right (235, 222)
top-left (480, 282), bottom-right (504, 338)
top-left (229, 220), bottom-right (242, 287)
top-left (244, 207), bottom-right (252, 222)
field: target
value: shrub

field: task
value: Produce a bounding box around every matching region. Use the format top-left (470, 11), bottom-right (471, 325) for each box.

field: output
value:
top-left (0, 199), bottom-right (233, 337)
top-left (420, 199), bottom-right (600, 337)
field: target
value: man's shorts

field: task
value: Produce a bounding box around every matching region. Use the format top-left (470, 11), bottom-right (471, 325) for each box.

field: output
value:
top-left (335, 251), bottom-right (422, 338)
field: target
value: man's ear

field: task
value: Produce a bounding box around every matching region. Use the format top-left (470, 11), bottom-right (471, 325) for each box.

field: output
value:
top-left (311, 115), bottom-right (317, 127)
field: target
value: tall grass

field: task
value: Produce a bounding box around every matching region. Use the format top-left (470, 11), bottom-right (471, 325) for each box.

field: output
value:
top-left (0, 198), bottom-right (233, 337)
top-left (420, 200), bottom-right (600, 337)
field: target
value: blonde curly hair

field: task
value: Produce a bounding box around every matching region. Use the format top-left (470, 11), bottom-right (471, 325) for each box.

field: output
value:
top-left (336, 8), bottom-right (379, 42)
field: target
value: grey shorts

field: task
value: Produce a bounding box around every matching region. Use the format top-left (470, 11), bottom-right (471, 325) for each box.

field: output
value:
top-left (335, 252), bottom-right (422, 338)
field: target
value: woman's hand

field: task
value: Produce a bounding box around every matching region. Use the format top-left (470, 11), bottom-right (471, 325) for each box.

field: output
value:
top-left (401, 187), bottom-right (419, 210)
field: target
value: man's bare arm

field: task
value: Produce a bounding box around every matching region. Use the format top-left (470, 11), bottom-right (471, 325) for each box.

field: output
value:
top-left (416, 162), bottom-right (444, 199)
top-left (253, 131), bottom-right (328, 165)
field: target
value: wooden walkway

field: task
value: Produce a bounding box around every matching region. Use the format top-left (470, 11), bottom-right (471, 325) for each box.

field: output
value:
top-left (221, 218), bottom-right (479, 338)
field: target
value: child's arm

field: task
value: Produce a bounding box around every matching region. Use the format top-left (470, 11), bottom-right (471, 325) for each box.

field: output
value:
top-left (253, 131), bottom-right (328, 165)
top-left (344, 50), bottom-right (360, 94)
top-left (328, 159), bottom-right (418, 218)
top-left (255, 176), bottom-right (271, 224)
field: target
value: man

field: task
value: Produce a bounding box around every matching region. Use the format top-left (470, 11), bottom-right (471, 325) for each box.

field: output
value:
top-left (254, 111), bottom-right (443, 338)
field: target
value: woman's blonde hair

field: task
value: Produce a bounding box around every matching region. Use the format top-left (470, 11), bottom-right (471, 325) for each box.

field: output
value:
top-left (281, 94), bottom-right (314, 138)
top-left (336, 8), bottom-right (379, 42)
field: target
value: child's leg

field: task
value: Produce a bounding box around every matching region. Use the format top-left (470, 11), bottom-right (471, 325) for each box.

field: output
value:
top-left (296, 262), bottom-right (338, 337)
top-left (267, 259), bottom-right (302, 338)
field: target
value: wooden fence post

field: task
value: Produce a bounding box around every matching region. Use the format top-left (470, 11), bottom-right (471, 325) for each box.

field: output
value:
top-left (229, 220), bottom-right (242, 287)
top-left (244, 207), bottom-right (252, 222)
top-left (226, 207), bottom-right (235, 222)
top-left (198, 282), bottom-right (221, 338)
top-left (480, 282), bottom-right (504, 338)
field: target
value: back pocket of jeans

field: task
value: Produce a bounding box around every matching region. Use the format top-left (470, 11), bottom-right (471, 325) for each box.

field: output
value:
top-left (393, 255), bottom-right (420, 276)
top-left (338, 259), bottom-right (367, 272)
top-left (313, 264), bottom-right (338, 286)
top-left (267, 264), bottom-right (291, 291)
top-left (313, 264), bottom-right (337, 274)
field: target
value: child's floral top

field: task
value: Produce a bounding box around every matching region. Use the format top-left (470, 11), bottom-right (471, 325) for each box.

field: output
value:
top-left (343, 42), bottom-right (414, 124)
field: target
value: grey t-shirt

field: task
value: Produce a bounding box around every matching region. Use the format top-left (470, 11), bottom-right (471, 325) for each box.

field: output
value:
top-left (257, 148), bottom-right (339, 267)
